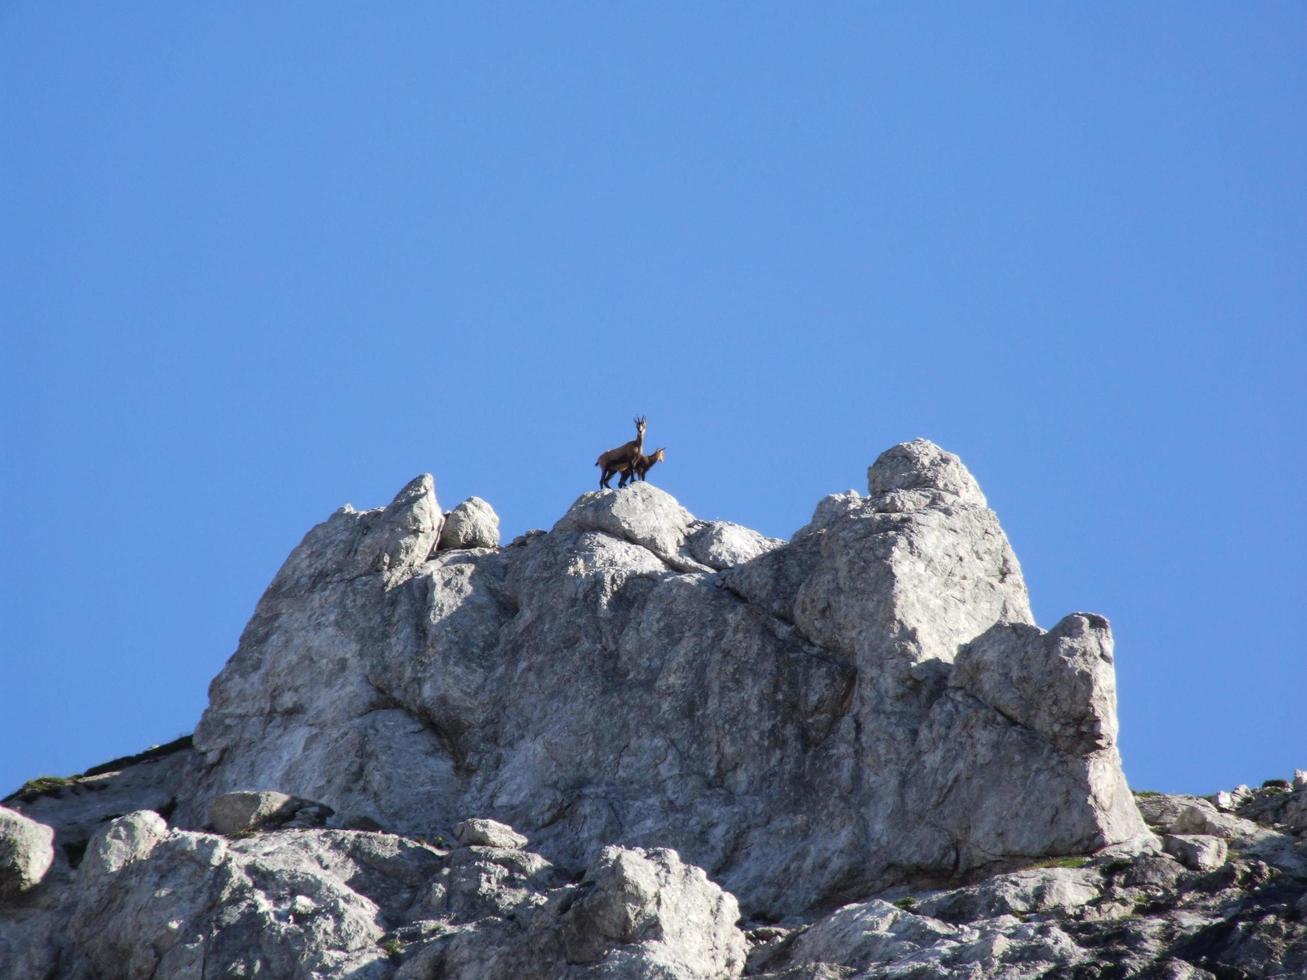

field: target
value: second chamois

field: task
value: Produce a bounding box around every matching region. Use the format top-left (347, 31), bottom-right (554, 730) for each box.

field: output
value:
top-left (595, 416), bottom-right (647, 489)
top-left (617, 448), bottom-right (666, 488)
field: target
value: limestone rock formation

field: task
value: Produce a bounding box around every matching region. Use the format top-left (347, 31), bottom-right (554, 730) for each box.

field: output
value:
top-left (175, 438), bottom-right (1144, 916)
top-left (15, 439), bottom-right (1294, 978)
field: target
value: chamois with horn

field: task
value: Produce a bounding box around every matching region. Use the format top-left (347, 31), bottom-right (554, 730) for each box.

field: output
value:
top-left (617, 448), bottom-right (666, 488)
top-left (595, 416), bottom-right (647, 489)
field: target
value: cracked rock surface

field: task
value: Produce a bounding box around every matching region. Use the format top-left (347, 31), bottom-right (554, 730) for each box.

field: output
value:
top-left (747, 782), bottom-right (1307, 978)
top-left (174, 439), bottom-right (1144, 916)
top-left (14, 438), bottom-right (1276, 978)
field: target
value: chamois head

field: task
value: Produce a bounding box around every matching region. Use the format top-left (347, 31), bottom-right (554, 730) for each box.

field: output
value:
top-left (634, 416), bottom-right (647, 439)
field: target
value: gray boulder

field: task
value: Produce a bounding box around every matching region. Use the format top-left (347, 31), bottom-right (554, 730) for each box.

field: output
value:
top-left (209, 790), bottom-right (333, 834)
top-left (950, 614), bottom-right (1122, 757)
top-left (0, 806), bottom-right (54, 900)
top-left (920, 614), bottom-right (1144, 861)
top-left (685, 520), bottom-right (783, 570)
top-left (441, 836), bottom-right (558, 923)
top-left (398, 842), bottom-right (744, 980)
top-left (80, 808), bottom-right (168, 877)
top-left (1136, 793), bottom-right (1219, 832)
top-left (454, 817), bottom-right (527, 850)
top-left (1210, 784), bottom-right (1253, 811)
top-left (868, 438), bottom-right (988, 503)
top-left (1171, 803), bottom-right (1254, 840)
top-left (356, 474), bottom-right (446, 581)
top-left (1163, 834), bottom-right (1227, 871)
top-left (4, 805), bottom-right (739, 978)
top-left (552, 480), bottom-right (710, 571)
top-left (440, 497), bottom-right (501, 551)
top-left (15, 809), bottom-right (748, 979)
top-left (559, 846), bottom-right (746, 977)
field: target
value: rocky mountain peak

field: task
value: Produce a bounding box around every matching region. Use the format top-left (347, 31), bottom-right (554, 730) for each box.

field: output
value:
top-left (181, 439), bottom-right (1142, 915)
top-left (8, 440), bottom-right (1295, 979)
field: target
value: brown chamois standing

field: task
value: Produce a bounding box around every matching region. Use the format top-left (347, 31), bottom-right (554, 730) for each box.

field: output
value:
top-left (617, 447), bottom-right (666, 487)
top-left (595, 416), bottom-right (647, 488)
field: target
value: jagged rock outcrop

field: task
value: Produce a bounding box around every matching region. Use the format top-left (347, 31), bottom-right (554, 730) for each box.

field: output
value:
top-left (175, 439), bottom-right (1144, 915)
top-left (13, 438), bottom-right (1244, 978)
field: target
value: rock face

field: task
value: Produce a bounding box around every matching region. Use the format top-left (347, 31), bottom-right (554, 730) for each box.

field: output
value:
top-left (558, 846), bottom-right (746, 977)
top-left (749, 782), bottom-right (1307, 978)
top-left (454, 817), bottom-right (526, 850)
top-left (175, 438), bottom-right (1144, 915)
top-left (10, 438), bottom-right (1241, 979)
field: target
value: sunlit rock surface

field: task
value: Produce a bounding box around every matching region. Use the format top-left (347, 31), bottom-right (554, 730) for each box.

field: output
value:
top-left (177, 438), bottom-right (1143, 915)
top-left (20, 441), bottom-right (1294, 979)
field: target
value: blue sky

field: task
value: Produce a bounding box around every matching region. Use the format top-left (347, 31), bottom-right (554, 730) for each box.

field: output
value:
top-left (2, 4), bottom-right (1304, 799)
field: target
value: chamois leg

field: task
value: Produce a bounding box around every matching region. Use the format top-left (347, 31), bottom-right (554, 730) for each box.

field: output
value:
top-left (600, 466), bottom-right (615, 489)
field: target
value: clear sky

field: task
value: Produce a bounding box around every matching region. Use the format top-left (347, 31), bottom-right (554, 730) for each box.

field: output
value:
top-left (3, 5), bottom-right (1304, 800)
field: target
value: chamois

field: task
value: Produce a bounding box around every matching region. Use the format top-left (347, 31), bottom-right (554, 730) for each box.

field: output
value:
top-left (595, 416), bottom-right (647, 489)
top-left (617, 448), bottom-right (666, 488)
